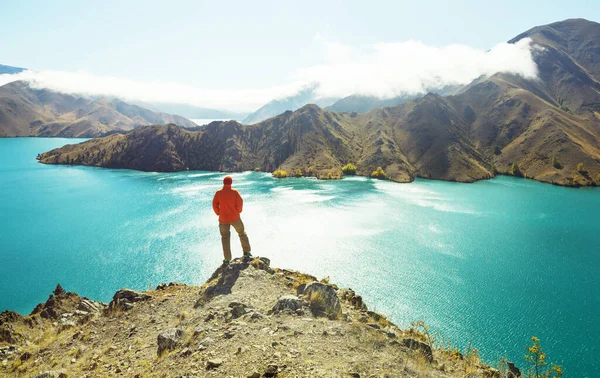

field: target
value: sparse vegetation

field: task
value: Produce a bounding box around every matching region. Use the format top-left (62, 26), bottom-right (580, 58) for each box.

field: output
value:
top-left (294, 168), bottom-right (303, 177)
top-left (577, 162), bottom-right (585, 174)
top-left (551, 156), bottom-right (561, 169)
top-left (371, 166), bottom-right (386, 179)
top-left (510, 162), bottom-right (523, 177)
top-left (524, 336), bottom-right (563, 378)
top-left (342, 163), bottom-right (357, 175)
top-left (272, 169), bottom-right (288, 178)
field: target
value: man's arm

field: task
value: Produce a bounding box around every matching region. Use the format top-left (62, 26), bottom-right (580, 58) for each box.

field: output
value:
top-left (236, 191), bottom-right (243, 213)
top-left (212, 192), bottom-right (220, 216)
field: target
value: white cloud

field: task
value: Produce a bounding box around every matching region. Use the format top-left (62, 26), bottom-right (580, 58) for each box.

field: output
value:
top-left (0, 38), bottom-right (538, 111)
top-left (297, 37), bottom-right (538, 99)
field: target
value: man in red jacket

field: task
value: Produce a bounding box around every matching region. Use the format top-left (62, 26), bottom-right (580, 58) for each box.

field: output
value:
top-left (212, 176), bottom-right (252, 264)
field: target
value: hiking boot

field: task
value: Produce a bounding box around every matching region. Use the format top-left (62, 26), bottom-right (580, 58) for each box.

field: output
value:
top-left (243, 252), bottom-right (253, 261)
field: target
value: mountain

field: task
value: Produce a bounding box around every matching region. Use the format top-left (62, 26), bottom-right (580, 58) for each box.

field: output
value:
top-left (0, 257), bottom-right (521, 377)
top-left (38, 19), bottom-right (600, 187)
top-left (326, 86), bottom-right (462, 114)
top-left (0, 64), bottom-right (25, 75)
top-left (242, 83), bottom-right (338, 124)
top-left (131, 101), bottom-right (249, 121)
top-left (0, 81), bottom-right (197, 137)
top-left (325, 94), bottom-right (419, 113)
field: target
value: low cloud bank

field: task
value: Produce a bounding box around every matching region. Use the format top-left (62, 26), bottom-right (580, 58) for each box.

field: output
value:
top-left (0, 38), bottom-right (538, 111)
top-left (300, 37), bottom-right (538, 98)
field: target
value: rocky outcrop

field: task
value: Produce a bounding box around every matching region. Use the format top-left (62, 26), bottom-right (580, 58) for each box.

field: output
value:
top-left (0, 257), bottom-right (526, 377)
top-left (302, 281), bottom-right (342, 319)
top-left (108, 288), bottom-right (152, 311)
top-left (269, 295), bottom-right (307, 315)
top-left (402, 338), bottom-right (434, 362)
top-left (157, 327), bottom-right (186, 355)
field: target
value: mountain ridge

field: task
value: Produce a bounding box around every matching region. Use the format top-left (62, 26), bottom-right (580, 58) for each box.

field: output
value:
top-left (37, 18), bottom-right (600, 187)
top-left (0, 81), bottom-right (197, 137)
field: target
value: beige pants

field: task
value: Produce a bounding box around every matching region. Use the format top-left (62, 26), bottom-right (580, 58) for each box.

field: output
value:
top-left (219, 219), bottom-right (251, 261)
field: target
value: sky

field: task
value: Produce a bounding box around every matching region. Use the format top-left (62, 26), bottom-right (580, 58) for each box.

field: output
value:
top-left (0, 0), bottom-right (599, 111)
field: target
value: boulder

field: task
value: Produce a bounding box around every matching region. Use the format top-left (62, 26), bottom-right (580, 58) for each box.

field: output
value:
top-left (507, 361), bottom-right (521, 377)
top-left (108, 289), bottom-right (151, 311)
top-left (35, 372), bottom-right (66, 378)
top-left (338, 288), bottom-right (367, 311)
top-left (206, 358), bottom-right (223, 370)
top-left (302, 282), bottom-right (342, 319)
top-left (269, 295), bottom-right (306, 315)
top-left (402, 338), bottom-right (433, 362)
top-left (157, 328), bottom-right (186, 355)
top-left (78, 298), bottom-right (106, 314)
top-left (228, 301), bottom-right (248, 319)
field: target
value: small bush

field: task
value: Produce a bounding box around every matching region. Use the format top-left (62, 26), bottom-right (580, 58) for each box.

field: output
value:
top-left (294, 168), bottom-right (303, 177)
top-left (597, 173), bottom-right (600, 182)
top-left (494, 146), bottom-right (502, 155)
top-left (327, 172), bottom-right (333, 179)
top-left (272, 169), bottom-right (288, 178)
top-left (510, 162), bottom-right (523, 177)
top-left (577, 162), bottom-right (585, 174)
top-left (254, 167), bottom-right (261, 172)
top-left (525, 336), bottom-right (562, 378)
top-left (306, 166), bottom-right (314, 176)
top-left (371, 166), bottom-right (386, 179)
top-left (552, 156), bottom-right (561, 169)
top-left (342, 163), bottom-right (357, 175)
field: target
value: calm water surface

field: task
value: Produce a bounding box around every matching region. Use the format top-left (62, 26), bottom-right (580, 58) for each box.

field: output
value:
top-left (1, 138), bottom-right (598, 377)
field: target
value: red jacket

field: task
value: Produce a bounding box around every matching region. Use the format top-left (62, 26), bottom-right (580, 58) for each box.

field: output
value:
top-left (212, 185), bottom-right (243, 223)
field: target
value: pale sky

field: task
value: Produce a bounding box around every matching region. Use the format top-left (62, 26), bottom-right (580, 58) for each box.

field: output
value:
top-left (1, 0), bottom-right (598, 110)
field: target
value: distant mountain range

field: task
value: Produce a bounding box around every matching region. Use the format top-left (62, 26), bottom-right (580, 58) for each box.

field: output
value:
top-left (0, 64), bottom-right (25, 75)
top-left (0, 81), bottom-right (197, 137)
top-left (35, 18), bottom-right (600, 186)
top-left (242, 83), bottom-right (338, 124)
top-left (130, 101), bottom-right (249, 121)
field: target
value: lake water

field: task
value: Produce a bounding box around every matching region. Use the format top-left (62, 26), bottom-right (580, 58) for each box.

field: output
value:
top-left (1, 138), bottom-right (598, 377)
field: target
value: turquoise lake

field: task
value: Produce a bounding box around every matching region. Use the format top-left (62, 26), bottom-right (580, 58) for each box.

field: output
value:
top-left (0, 138), bottom-right (598, 377)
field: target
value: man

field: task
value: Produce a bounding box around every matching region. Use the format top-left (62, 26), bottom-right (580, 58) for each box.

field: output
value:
top-left (212, 176), bottom-right (252, 264)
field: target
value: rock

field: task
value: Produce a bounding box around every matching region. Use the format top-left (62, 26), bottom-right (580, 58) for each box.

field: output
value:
top-left (53, 284), bottom-right (66, 296)
top-left (0, 324), bottom-right (22, 343)
top-left (228, 302), bottom-right (248, 319)
top-left (302, 282), bottom-right (342, 319)
top-left (0, 310), bottom-right (23, 326)
top-left (366, 323), bottom-right (381, 330)
top-left (206, 358), bottom-right (223, 370)
top-left (348, 373), bottom-right (361, 378)
top-left (402, 338), bottom-right (433, 363)
top-left (58, 318), bottom-right (76, 331)
top-left (247, 372), bottom-right (261, 378)
top-left (20, 351), bottom-right (32, 361)
top-left (338, 288), bottom-right (367, 311)
top-left (157, 328), bottom-right (186, 355)
top-left (296, 283), bottom-right (307, 296)
top-left (507, 361), bottom-right (521, 377)
top-left (270, 295), bottom-right (306, 315)
top-left (108, 289), bottom-right (151, 311)
top-left (193, 326), bottom-right (206, 337)
top-left (77, 298), bottom-right (106, 314)
top-left (179, 347), bottom-right (192, 357)
top-left (35, 372), bottom-right (66, 378)
top-left (264, 364), bottom-right (278, 377)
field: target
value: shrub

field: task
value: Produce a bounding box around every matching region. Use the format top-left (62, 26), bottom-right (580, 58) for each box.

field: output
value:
top-left (577, 162), bottom-right (585, 173)
top-left (254, 167), bottom-right (261, 172)
top-left (525, 336), bottom-right (562, 378)
top-left (494, 146), bottom-right (501, 155)
top-left (294, 168), bottom-right (303, 177)
top-left (327, 172), bottom-right (333, 180)
top-left (371, 166), bottom-right (386, 179)
top-left (342, 163), bottom-right (357, 175)
top-left (597, 173), bottom-right (600, 182)
top-left (306, 166), bottom-right (314, 177)
top-left (552, 156), bottom-right (561, 169)
top-left (510, 162), bottom-right (523, 177)
top-left (272, 169), bottom-right (288, 178)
